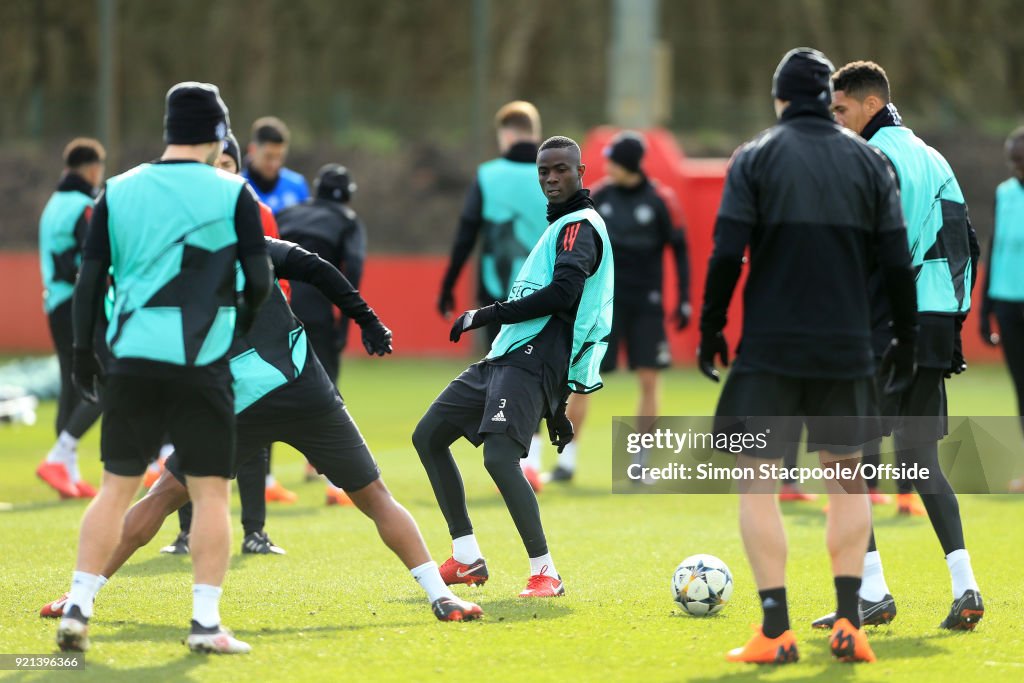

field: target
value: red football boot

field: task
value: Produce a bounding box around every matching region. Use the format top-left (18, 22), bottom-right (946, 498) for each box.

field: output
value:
top-left (74, 480), bottom-right (98, 498)
top-left (36, 462), bottom-right (79, 499)
top-left (438, 556), bottom-right (489, 587)
top-left (40, 592), bottom-right (70, 618)
top-left (518, 573), bottom-right (564, 597)
top-left (432, 596), bottom-right (483, 621)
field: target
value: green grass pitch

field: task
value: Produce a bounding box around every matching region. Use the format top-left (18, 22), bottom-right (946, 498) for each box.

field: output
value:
top-left (0, 359), bottom-right (1022, 682)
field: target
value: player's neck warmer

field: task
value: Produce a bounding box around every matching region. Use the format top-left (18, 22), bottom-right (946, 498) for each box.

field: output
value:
top-left (547, 189), bottom-right (593, 223)
top-left (861, 103), bottom-right (903, 142)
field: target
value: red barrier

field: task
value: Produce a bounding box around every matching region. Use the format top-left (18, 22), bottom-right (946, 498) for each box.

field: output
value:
top-left (0, 252), bottom-right (52, 352)
top-left (0, 139), bottom-right (1005, 365)
top-left (0, 251), bottom-right (474, 357)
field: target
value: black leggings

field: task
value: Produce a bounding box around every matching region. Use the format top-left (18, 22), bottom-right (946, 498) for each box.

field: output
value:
top-left (413, 407), bottom-right (548, 557)
top-left (995, 301), bottom-right (1024, 435)
top-left (178, 447), bottom-right (268, 537)
top-left (881, 434), bottom-right (965, 556)
top-left (50, 312), bottom-right (102, 440)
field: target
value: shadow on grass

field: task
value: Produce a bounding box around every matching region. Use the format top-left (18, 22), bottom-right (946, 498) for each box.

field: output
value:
top-left (115, 553), bottom-right (192, 578)
top-left (22, 653), bottom-right (206, 683)
top-left (385, 594), bottom-right (572, 623)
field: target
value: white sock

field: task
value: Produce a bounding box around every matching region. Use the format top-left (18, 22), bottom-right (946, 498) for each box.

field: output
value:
top-left (451, 534), bottom-right (483, 563)
top-left (859, 550), bottom-right (890, 602)
top-left (66, 571), bottom-right (103, 619)
top-left (529, 552), bottom-right (558, 578)
top-left (524, 435), bottom-right (543, 471)
top-left (410, 561), bottom-right (455, 603)
top-left (192, 584), bottom-right (223, 628)
top-left (557, 441), bottom-right (577, 471)
top-left (265, 474), bottom-right (277, 488)
top-left (946, 549), bottom-right (979, 598)
top-left (47, 432), bottom-right (78, 463)
top-left (47, 432), bottom-right (82, 482)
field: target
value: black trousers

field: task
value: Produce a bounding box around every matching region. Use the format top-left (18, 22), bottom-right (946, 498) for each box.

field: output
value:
top-left (48, 304), bottom-right (102, 439)
top-left (995, 301), bottom-right (1024, 433)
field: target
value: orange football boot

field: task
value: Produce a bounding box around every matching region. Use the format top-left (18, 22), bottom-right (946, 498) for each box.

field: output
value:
top-left (265, 480), bottom-right (298, 504)
top-left (896, 492), bottom-right (926, 516)
top-left (325, 487), bottom-right (354, 506)
top-left (726, 626), bottom-right (799, 664)
top-left (830, 617), bottom-right (876, 663)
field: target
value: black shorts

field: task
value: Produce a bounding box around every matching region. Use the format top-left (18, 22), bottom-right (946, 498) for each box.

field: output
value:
top-left (880, 366), bottom-right (948, 444)
top-left (714, 371), bottom-right (879, 457)
top-left (101, 373), bottom-right (235, 477)
top-left (427, 361), bottom-right (547, 451)
top-left (167, 370), bottom-right (380, 493)
top-left (601, 292), bottom-right (670, 371)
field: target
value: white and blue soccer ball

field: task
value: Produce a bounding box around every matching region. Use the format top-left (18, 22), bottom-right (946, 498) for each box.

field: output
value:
top-left (672, 554), bottom-right (734, 616)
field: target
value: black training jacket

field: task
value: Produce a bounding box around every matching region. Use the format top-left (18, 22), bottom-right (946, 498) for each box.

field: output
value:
top-left (700, 101), bottom-right (918, 379)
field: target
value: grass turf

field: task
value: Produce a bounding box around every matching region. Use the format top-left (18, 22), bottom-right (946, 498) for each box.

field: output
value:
top-left (0, 359), bottom-right (1022, 682)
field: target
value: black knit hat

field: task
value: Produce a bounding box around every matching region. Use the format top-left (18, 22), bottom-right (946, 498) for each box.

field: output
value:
top-left (315, 164), bottom-right (356, 203)
top-left (164, 82), bottom-right (230, 145)
top-left (772, 48), bottom-right (835, 103)
top-left (221, 131), bottom-right (241, 171)
top-left (603, 131), bottom-right (646, 173)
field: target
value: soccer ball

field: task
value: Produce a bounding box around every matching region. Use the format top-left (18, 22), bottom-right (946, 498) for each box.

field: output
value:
top-left (672, 554), bottom-right (734, 616)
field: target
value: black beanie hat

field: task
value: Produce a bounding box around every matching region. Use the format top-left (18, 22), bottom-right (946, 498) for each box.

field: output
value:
top-left (315, 164), bottom-right (357, 203)
top-left (772, 48), bottom-right (835, 104)
top-left (221, 132), bottom-right (241, 171)
top-left (164, 81), bottom-right (230, 145)
top-left (604, 131), bottom-right (646, 173)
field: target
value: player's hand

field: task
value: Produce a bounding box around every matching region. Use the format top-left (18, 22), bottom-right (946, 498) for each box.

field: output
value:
top-left (980, 315), bottom-right (999, 346)
top-left (72, 346), bottom-right (104, 403)
top-left (546, 405), bottom-right (574, 453)
top-left (697, 329), bottom-right (729, 382)
top-left (361, 320), bottom-right (393, 356)
top-left (235, 299), bottom-right (256, 337)
top-left (438, 288), bottom-right (455, 319)
top-left (449, 306), bottom-right (495, 343)
top-left (946, 318), bottom-right (967, 378)
top-left (674, 302), bottom-right (692, 331)
top-left (880, 338), bottom-right (916, 395)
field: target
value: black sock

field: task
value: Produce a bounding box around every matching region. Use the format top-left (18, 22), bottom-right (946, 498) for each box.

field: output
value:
top-left (835, 576), bottom-right (862, 628)
top-left (758, 587), bottom-right (789, 638)
top-left (178, 502), bottom-right (193, 535)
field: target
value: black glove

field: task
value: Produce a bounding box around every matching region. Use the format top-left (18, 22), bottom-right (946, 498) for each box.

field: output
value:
top-left (449, 305), bottom-right (496, 343)
top-left (235, 299), bottom-right (256, 338)
top-left (72, 346), bottom-right (103, 403)
top-left (546, 404), bottom-right (574, 453)
top-left (697, 329), bottom-right (729, 382)
top-left (946, 317), bottom-right (967, 378)
top-left (980, 314), bottom-right (999, 346)
top-left (438, 287), bottom-right (455, 319)
top-left (879, 338), bottom-right (916, 395)
top-left (361, 319), bottom-right (393, 356)
top-left (674, 302), bottom-right (692, 331)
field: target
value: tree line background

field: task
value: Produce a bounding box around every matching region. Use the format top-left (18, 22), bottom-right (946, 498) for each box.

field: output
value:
top-left (1, 0), bottom-right (1021, 250)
